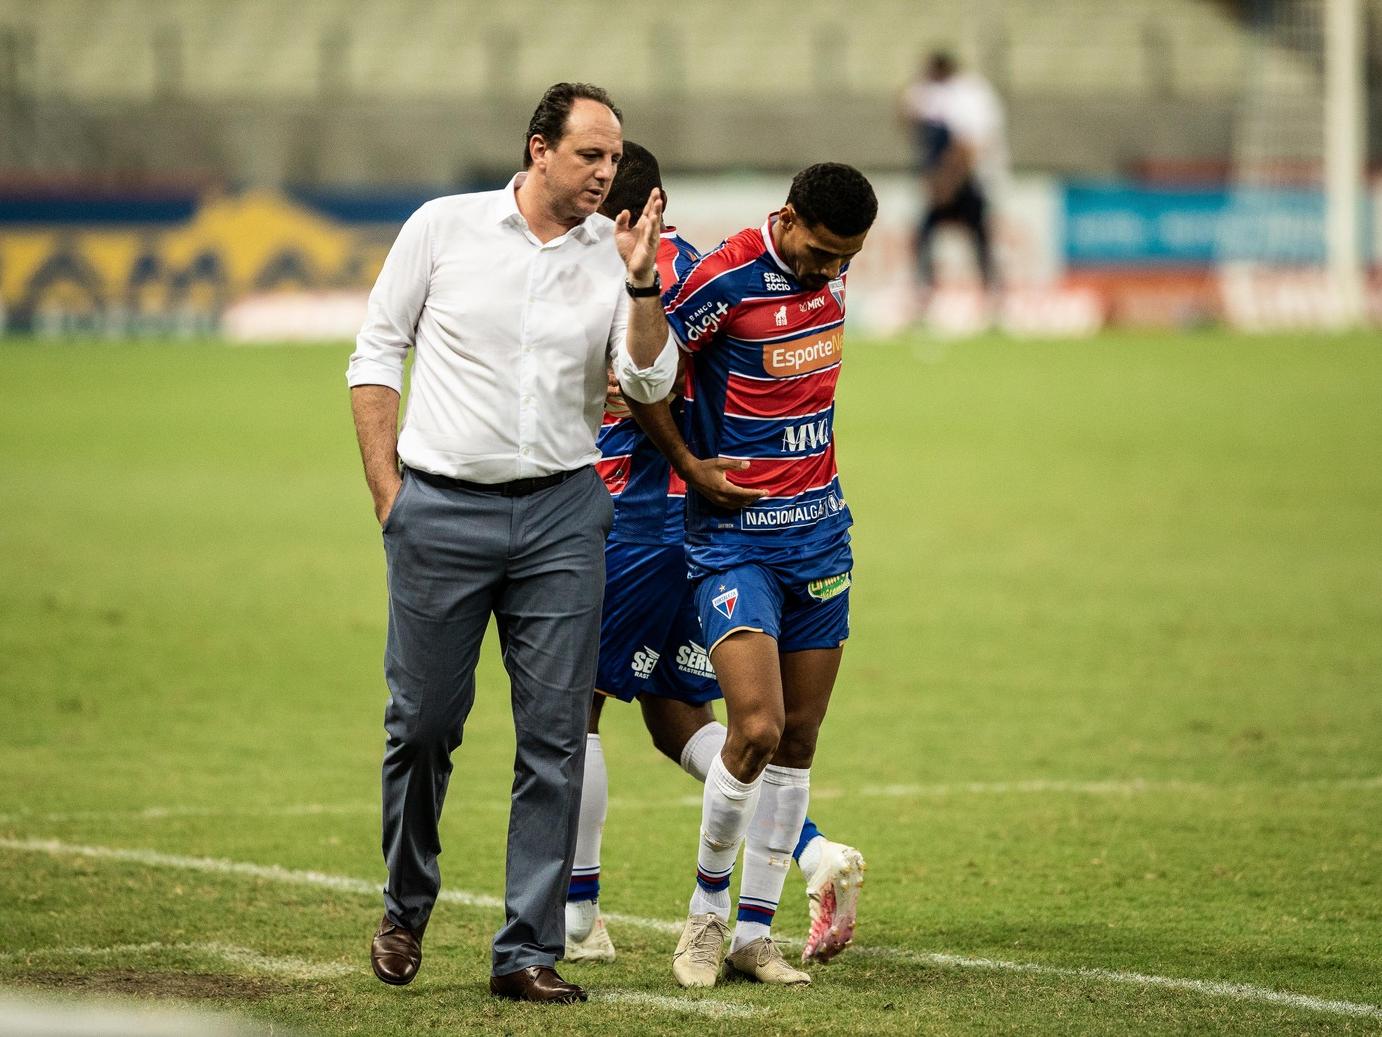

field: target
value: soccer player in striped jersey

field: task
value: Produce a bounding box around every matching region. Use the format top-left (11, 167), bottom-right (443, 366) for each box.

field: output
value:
top-left (634, 164), bottom-right (878, 987)
top-left (566, 145), bottom-right (866, 971)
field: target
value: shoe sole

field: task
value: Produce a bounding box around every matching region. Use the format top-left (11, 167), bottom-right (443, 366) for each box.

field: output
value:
top-left (566, 947), bottom-right (616, 963)
top-left (802, 847), bottom-right (865, 963)
top-left (372, 960), bottom-right (417, 986)
top-left (491, 990), bottom-right (589, 1003)
top-left (672, 955), bottom-right (719, 988)
top-left (723, 960), bottom-right (811, 986)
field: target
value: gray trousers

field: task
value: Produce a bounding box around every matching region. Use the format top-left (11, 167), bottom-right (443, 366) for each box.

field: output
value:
top-left (379, 464), bottom-right (612, 975)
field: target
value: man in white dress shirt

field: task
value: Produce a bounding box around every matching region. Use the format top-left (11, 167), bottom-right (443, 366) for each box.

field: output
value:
top-left (347, 82), bottom-right (677, 1005)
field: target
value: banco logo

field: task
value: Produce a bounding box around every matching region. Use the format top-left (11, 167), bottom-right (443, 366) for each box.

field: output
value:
top-left (685, 300), bottom-right (731, 343)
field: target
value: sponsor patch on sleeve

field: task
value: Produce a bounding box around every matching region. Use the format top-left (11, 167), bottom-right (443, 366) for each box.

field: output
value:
top-left (806, 572), bottom-right (851, 601)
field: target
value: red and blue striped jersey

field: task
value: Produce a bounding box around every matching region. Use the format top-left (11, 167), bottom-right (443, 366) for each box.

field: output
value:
top-left (664, 217), bottom-right (853, 557)
top-left (596, 229), bottom-right (701, 545)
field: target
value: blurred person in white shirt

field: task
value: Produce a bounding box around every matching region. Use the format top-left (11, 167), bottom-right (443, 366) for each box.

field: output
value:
top-left (898, 51), bottom-right (1009, 297)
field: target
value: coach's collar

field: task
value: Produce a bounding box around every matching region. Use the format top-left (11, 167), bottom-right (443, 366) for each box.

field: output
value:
top-left (498, 173), bottom-right (603, 245)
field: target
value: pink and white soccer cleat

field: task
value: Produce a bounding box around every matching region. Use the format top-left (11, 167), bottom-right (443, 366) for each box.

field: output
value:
top-left (802, 841), bottom-right (866, 963)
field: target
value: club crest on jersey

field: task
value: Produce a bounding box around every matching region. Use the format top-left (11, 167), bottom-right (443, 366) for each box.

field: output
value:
top-left (712, 588), bottom-right (739, 620)
top-left (828, 277), bottom-right (845, 310)
top-left (764, 270), bottom-right (792, 292)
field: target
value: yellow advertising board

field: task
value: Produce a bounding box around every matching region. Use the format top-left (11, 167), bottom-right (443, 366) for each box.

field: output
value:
top-left (0, 190), bottom-right (392, 335)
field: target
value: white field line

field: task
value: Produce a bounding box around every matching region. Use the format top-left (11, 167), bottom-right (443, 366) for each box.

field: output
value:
top-left (0, 803), bottom-right (379, 826)
top-left (0, 836), bottom-right (500, 911)
top-left (0, 940), bottom-right (352, 979)
top-left (653, 774), bottom-right (1382, 810)
top-left (594, 990), bottom-right (755, 1018)
top-left (1, 837), bottom-right (1378, 1022)
top-left (0, 931), bottom-right (748, 1019)
top-left (5, 775), bottom-right (1376, 827)
top-left (852, 948), bottom-right (1382, 1021)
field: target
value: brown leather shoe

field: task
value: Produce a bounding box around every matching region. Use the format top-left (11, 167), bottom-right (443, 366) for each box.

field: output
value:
top-left (371, 913), bottom-right (424, 986)
top-left (489, 965), bottom-right (588, 1004)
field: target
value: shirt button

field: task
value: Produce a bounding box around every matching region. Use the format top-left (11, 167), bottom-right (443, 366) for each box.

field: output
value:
top-left (521, 447), bottom-right (531, 457)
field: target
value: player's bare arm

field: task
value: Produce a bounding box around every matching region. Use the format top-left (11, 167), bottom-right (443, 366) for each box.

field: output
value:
top-left (350, 384), bottom-right (403, 526)
top-left (625, 396), bottom-right (764, 510)
top-left (615, 188), bottom-right (671, 369)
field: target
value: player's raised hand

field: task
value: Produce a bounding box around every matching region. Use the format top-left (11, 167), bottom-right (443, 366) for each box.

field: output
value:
top-left (614, 187), bottom-right (664, 286)
top-left (684, 457), bottom-right (765, 510)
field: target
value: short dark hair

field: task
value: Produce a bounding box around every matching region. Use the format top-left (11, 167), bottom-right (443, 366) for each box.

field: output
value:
top-left (523, 82), bottom-right (623, 169)
top-left (599, 140), bottom-right (662, 220)
top-left (786, 163), bottom-right (878, 238)
top-left (927, 51), bottom-right (958, 79)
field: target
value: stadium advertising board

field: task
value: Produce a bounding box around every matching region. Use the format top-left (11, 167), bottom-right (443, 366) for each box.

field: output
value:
top-left (3, 176), bottom-right (1373, 337)
top-left (0, 174), bottom-right (1069, 340)
top-left (0, 189), bottom-right (396, 339)
top-left (1061, 181), bottom-right (1381, 329)
top-left (1063, 181), bottom-right (1333, 267)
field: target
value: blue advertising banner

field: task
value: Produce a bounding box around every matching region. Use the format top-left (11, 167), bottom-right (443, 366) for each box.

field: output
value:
top-left (1062, 182), bottom-right (1334, 267)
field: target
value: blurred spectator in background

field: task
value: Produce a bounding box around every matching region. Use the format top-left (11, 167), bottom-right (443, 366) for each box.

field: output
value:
top-left (899, 51), bottom-right (1009, 302)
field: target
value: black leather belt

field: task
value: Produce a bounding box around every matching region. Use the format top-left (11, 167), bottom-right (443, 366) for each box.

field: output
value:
top-left (408, 465), bottom-right (587, 498)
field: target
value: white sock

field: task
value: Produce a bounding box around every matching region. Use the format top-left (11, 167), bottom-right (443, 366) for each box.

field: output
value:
top-left (796, 834), bottom-right (828, 879)
top-left (566, 732), bottom-right (605, 941)
top-left (731, 764), bottom-right (810, 952)
top-left (679, 721), bottom-right (728, 782)
top-left (565, 898), bottom-right (598, 944)
top-left (689, 753), bottom-right (761, 920)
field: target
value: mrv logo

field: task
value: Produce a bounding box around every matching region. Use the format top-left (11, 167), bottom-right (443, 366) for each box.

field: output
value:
top-left (782, 417), bottom-right (831, 453)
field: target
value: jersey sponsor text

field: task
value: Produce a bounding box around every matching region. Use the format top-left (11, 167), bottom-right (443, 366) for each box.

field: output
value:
top-left (741, 491), bottom-right (844, 529)
top-left (764, 328), bottom-right (843, 377)
top-left (782, 417), bottom-right (831, 453)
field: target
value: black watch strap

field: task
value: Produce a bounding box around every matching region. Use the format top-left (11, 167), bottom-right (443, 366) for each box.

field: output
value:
top-left (625, 273), bottom-right (661, 298)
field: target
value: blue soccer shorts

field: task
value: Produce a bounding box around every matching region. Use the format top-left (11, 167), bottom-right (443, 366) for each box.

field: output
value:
top-left (694, 562), bottom-right (851, 654)
top-left (596, 540), bottom-right (722, 704)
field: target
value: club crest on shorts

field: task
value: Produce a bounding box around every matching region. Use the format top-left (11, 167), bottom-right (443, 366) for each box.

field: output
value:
top-left (712, 587), bottom-right (739, 620)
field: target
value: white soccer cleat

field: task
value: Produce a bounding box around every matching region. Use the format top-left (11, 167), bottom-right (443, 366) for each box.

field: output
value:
top-left (724, 937), bottom-right (811, 985)
top-left (802, 841), bottom-right (866, 963)
top-left (671, 912), bottom-right (729, 988)
top-left (565, 911), bottom-right (616, 963)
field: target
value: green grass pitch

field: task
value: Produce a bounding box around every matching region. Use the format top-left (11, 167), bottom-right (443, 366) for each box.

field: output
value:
top-left (1, 331), bottom-right (1379, 1035)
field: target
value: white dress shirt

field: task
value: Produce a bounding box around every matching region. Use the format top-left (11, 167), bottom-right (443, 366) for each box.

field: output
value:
top-left (347, 173), bottom-right (678, 483)
top-left (902, 73), bottom-right (1009, 195)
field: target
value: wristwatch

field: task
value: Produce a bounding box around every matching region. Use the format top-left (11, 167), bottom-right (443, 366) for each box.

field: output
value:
top-left (625, 272), bottom-right (662, 298)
